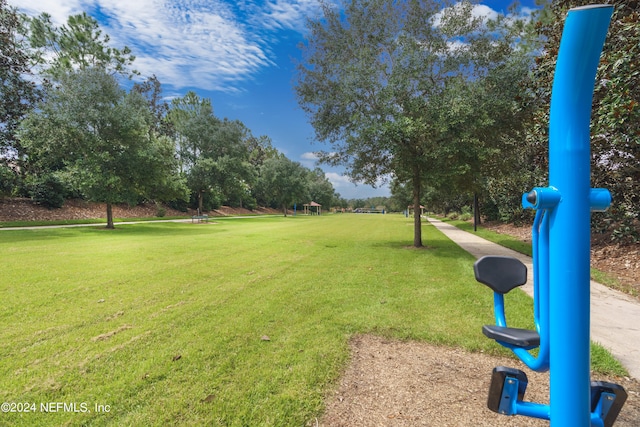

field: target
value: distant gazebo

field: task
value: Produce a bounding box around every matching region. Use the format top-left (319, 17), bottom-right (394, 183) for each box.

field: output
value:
top-left (303, 201), bottom-right (322, 215)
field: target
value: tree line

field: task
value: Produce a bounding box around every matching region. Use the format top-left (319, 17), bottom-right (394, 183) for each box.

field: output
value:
top-left (295, 0), bottom-right (639, 246)
top-left (0, 2), bottom-right (338, 228)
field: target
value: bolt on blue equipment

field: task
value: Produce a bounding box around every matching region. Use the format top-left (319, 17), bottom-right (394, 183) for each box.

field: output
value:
top-left (475, 5), bottom-right (628, 426)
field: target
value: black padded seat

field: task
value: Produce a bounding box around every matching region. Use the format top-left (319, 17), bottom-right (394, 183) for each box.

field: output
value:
top-left (475, 256), bottom-right (539, 349)
top-left (483, 325), bottom-right (540, 348)
top-left (474, 256), bottom-right (527, 294)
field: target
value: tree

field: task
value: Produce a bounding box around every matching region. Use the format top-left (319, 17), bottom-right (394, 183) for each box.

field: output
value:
top-left (257, 155), bottom-right (309, 216)
top-left (168, 93), bottom-right (258, 211)
top-left (0, 0), bottom-right (39, 185)
top-left (424, 45), bottom-right (538, 223)
top-left (527, 0), bottom-right (640, 242)
top-left (19, 67), bottom-right (186, 228)
top-left (307, 167), bottom-right (335, 209)
top-left (25, 12), bottom-right (137, 78)
top-left (198, 118), bottom-right (256, 209)
top-left (296, 0), bottom-right (527, 247)
top-left (168, 92), bottom-right (220, 211)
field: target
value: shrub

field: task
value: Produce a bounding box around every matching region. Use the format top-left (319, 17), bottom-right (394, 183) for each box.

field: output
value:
top-left (155, 205), bottom-right (166, 217)
top-left (0, 165), bottom-right (16, 197)
top-left (459, 212), bottom-right (472, 221)
top-left (28, 174), bottom-right (67, 209)
top-left (168, 198), bottom-right (189, 212)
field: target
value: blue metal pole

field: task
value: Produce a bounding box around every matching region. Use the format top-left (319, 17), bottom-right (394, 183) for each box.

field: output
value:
top-left (548, 5), bottom-right (612, 425)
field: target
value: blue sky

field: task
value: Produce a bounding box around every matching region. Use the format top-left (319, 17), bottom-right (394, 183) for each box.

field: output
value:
top-left (11, 0), bottom-right (537, 200)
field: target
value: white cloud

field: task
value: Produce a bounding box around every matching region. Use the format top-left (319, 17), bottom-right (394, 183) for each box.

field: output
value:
top-left (470, 4), bottom-right (499, 22)
top-left (325, 172), bottom-right (353, 187)
top-left (9, 0), bottom-right (79, 24)
top-left (432, 2), bottom-right (499, 28)
top-left (10, 0), bottom-right (323, 92)
top-left (300, 151), bottom-right (319, 168)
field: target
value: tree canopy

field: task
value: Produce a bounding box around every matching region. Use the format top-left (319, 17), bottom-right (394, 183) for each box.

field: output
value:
top-left (25, 11), bottom-right (137, 78)
top-left (12, 0), bottom-right (638, 235)
top-left (0, 0), bottom-right (39, 189)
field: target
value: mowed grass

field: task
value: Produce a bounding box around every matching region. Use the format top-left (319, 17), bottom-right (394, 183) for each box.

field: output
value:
top-left (0, 215), bottom-right (605, 425)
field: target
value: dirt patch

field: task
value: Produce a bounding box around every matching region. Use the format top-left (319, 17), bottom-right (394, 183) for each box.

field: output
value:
top-left (0, 198), bottom-right (189, 222)
top-left (318, 335), bottom-right (640, 426)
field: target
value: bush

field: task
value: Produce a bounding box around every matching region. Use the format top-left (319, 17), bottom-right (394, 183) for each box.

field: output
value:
top-left (0, 165), bottom-right (17, 197)
top-left (168, 198), bottom-right (189, 212)
top-left (241, 196), bottom-right (257, 211)
top-left (28, 174), bottom-right (67, 209)
top-left (155, 205), bottom-right (166, 217)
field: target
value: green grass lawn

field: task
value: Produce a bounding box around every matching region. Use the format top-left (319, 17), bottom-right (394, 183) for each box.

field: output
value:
top-left (0, 214), bottom-right (624, 426)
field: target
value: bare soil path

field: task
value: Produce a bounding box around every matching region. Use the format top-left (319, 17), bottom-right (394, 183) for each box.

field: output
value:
top-left (319, 335), bottom-right (640, 426)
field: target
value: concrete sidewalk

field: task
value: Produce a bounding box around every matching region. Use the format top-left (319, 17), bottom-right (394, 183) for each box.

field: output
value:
top-left (427, 217), bottom-right (640, 379)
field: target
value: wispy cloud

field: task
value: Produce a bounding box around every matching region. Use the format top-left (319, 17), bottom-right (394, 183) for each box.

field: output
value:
top-left (10, 0), bottom-right (324, 92)
top-left (300, 151), bottom-right (319, 168)
top-left (261, 0), bottom-right (323, 31)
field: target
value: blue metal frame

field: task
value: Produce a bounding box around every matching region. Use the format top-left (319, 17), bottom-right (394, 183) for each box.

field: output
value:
top-left (488, 204), bottom-right (550, 370)
top-left (511, 205), bottom-right (549, 371)
top-left (483, 5), bottom-right (622, 426)
top-left (547, 6), bottom-right (613, 425)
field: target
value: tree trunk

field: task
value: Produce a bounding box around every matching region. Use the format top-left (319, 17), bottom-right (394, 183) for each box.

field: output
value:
top-left (282, 204), bottom-right (288, 217)
top-left (106, 203), bottom-right (114, 229)
top-left (412, 170), bottom-right (422, 248)
top-left (198, 191), bottom-right (204, 215)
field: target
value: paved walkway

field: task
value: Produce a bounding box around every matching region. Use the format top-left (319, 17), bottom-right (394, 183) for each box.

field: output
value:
top-left (0, 216), bottom-right (278, 231)
top-left (427, 217), bottom-right (640, 379)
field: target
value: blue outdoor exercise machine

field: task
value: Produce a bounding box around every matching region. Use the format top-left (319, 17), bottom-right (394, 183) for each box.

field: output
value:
top-left (475, 5), bottom-right (628, 426)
